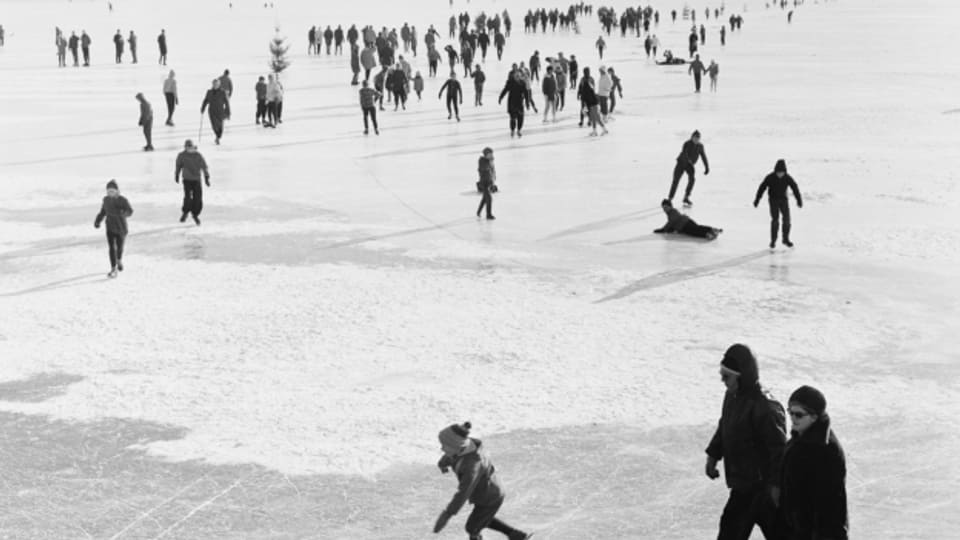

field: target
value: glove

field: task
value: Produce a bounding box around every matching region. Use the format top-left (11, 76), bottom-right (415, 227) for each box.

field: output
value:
top-left (174, 177), bottom-right (179, 184)
top-left (205, 176), bottom-right (211, 187)
top-left (705, 456), bottom-right (720, 480)
top-left (753, 201), bottom-right (759, 208)
top-left (94, 219), bottom-right (100, 229)
top-left (797, 202), bottom-right (803, 209)
top-left (704, 168), bottom-right (710, 175)
top-left (433, 510), bottom-right (452, 533)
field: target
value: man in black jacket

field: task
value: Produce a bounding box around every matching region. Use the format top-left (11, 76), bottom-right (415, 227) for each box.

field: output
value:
top-left (498, 70), bottom-right (536, 137)
top-left (201, 79), bottom-right (231, 145)
top-left (754, 159), bottom-right (803, 249)
top-left (705, 344), bottom-right (787, 540)
top-left (669, 130), bottom-right (709, 206)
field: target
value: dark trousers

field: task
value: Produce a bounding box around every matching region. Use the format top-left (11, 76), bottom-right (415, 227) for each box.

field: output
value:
top-left (694, 72), bottom-right (703, 92)
top-left (429, 60), bottom-right (438, 77)
top-left (769, 199), bottom-right (791, 244)
top-left (181, 180), bottom-right (203, 218)
top-left (610, 91), bottom-right (617, 112)
top-left (256, 99), bottom-right (266, 123)
top-left (365, 67), bottom-right (372, 81)
top-left (477, 183), bottom-right (493, 217)
top-left (106, 232), bottom-right (126, 268)
top-left (558, 89), bottom-right (565, 109)
top-left (71, 48), bottom-right (79, 65)
top-left (362, 106), bottom-right (378, 131)
top-left (464, 498), bottom-right (523, 539)
top-left (446, 96), bottom-right (460, 118)
top-left (509, 109), bottom-right (524, 132)
top-left (209, 115), bottom-right (224, 138)
top-left (475, 85), bottom-right (483, 106)
top-left (159, 50), bottom-right (167, 64)
top-left (598, 95), bottom-right (609, 116)
top-left (82, 46), bottom-right (90, 65)
top-left (141, 119), bottom-right (152, 147)
top-left (266, 102), bottom-right (277, 124)
top-left (669, 161), bottom-right (696, 200)
top-left (130, 46), bottom-right (137, 63)
top-left (531, 66), bottom-right (539, 81)
top-left (276, 101), bottom-right (283, 122)
top-left (164, 92), bottom-right (176, 122)
top-left (115, 46), bottom-right (122, 63)
top-left (680, 220), bottom-right (714, 238)
top-left (496, 46), bottom-right (503, 60)
top-left (716, 488), bottom-right (779, 540)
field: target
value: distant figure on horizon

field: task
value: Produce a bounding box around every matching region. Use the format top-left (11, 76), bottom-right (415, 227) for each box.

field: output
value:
top-left (135, 92), bottom-right (153, 151)
top-left (113, 29), bottom-right (123, 63)
top-left (81, 30), bottom-right (91, 66)
top-left (157, 29), bottom-right (167, 65)
top-left (128, 30), bottom-right (137, 63)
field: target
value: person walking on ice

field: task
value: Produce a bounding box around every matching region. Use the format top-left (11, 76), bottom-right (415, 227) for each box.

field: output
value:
top-left (358, 80), bottom-right (382, 135)
top-left (201, 79), bottom-right (231, 144)
top-left (689, 54), bottom-right (707, 92)
top-left (653, 199), bottom-right (722, 240)
top-left (708, 60), bottom-right (719, 92)
top-left (135, 93), bottom-right (154, 151)
top-left (595, 35), bottom-right (606, 59)
top-left (433, 422), bottom-right (533, 539)
top-left (754, 159), bottom-right (802, 249)
top-left (705, 344), bottom-right (787, 540)
top-left (174, 139), bottom-right (210, 225)
top-left (94, 179), bottom-right (133, 278)
top-left (476, 147), bottom-right (496, 220)
top-left (163, 70), bottom-right (178, 126)
top-left (438, 71), bottom-right (463, 121)
top-left (669, 130), bottom-right (709, 206)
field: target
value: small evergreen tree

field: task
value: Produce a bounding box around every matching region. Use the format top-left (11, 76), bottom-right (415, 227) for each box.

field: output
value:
top-left (269, 28), bottom-right (290, 75)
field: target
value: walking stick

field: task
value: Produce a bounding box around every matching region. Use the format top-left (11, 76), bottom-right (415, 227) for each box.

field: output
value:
top-left (197, 113), bottom-right (204, 146)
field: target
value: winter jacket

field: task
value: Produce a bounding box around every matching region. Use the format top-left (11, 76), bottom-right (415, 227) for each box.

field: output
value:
top-left (81, 34), bottom-right (91, 48)
top-left (266, 80), bottom-right (283, 102)
top-left (677, 139), bottom-right (708, 167)
top-left (541, 74), bottom-right (557, 96)
top-left (361, 47), bottom-right (377, 70)
top-left (175, 149), bottom-right (209, 182)
top-left (255, 81), bottom-right (267, 101)
top-left (441, 439), bottom-right (505, 515)
top-left (498, 77), bottom-right (533, 112)
top-left (705, 352), bottom-right (787, 492)
top-left (472, 70), bottom-right (486, 88)
top-left (555, 69), bottom-right (567, 90)
top-left (597, 73), bottom-right (613, 96)
top-left (413, 75), bottom-right (424, 92)
top-left (478, 156), bottom-right (496, 185)
top-left (94, 195), bottom-right (133, 236)
top-left (373, 70), bottom-right (387, 92)
top-left (428, 48), bottom-right (441, 64)
top-left (201, 88), bottom-right (230, 119)
top-left (163, 78), bottom-right (178, 96)
top-left (359, 87), bottom-right (381, 109)
top-left (755, 173), bottom-right (802, 206)
top-left (388, 69), bottom-right (407, 93)
top-left (157, 33), bottom-right (167, 52)
top-left (218, 75), bottom-right (233, 97)
top-left (438, 79), bottom-right (462, 100)
top-left (780, 415), bottom-right (849, 540)
top-left (578, 78), bottom-right (598, 107)
top-left (655, 208), bottom-right (691, 233)
top-left (138, 99), bottom-right (152, 125)
top-left (610, 74), bottom-right (623, 97)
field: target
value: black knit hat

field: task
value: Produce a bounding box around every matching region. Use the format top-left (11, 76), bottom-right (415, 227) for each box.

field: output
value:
top-left (789, 385), bottom-right (827, 416)
top-left (106, 179), bottom-right (118, 190)
top-left (775, 159), bottom-right (787, 173)
top-left (721, 343), bottom-right (752, 374)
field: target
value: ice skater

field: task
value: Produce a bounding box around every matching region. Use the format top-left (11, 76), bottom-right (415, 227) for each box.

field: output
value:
top-left (541, 66), bottom-right (558, 122)
top-left (471, 65), bottom-right (486, 106)
top-left (708, 60), bottom-right (719, 92)
top-left (163, 70), bottom-right (178, 126)
top-left (705, 344), bottom-right (786, 540)
top-left (596, 35), bottom-right (606, 59)
top-left (499, 69), bottom-right (536, 137)
top-left (432, 422), bottom-right (532, 539)
top-left (128, 30), bottom-right (138, 63)
top-left (255, 76), bottom-right (267, 125)
top-left (135, 93), bottom-right (154, 151)
top-left (689, 54), bottom-right (707, 92)
top-left (781, 386), bottom-right (849, 540)
top-left (94, 179), bottom-right (133, 278)
top-left (81, 30), bottom-right (91, 66)
top-left (174, 139), bottom-right (210, 225)
top-left (653, 199), bottom-right (722, 240)
top-left (113, 29), bottom-right (124, 63)
top-left (754, 159), bottom-right (803, 248)
top-left (413, 71), bottom-right (424, 100)
top-left (201, 79), bottom-right (231, 144)
top-left (359, 80), bottom-right (382, 135)
top-left (669, 130), bottom-right (709, 206)
top-left (476, 147), bottom-right (496, 219)
top-left (438, 72), bottom-right (463, 121)
top-left (157, 29), bottom-right (167, 65)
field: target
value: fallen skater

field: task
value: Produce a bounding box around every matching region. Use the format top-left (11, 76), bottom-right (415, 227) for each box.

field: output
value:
top-left (656, 49), bottom-right (687, 65)
top-left (653, 199), bottom-right (723, 240)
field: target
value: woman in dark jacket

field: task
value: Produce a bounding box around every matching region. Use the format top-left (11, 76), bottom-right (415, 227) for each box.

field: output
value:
top-left (781, 386), bottom-right (849, 540)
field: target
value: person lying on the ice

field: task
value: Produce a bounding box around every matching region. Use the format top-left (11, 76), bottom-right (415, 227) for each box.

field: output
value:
top-left (657, 50), bottom-right (687, 65)
top-left (653, 199), bottom-right (722, 240)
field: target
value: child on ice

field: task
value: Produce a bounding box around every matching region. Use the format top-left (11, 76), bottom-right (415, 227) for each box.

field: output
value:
top-left (433, 422), bottom-right (532, 540)
top-left (93, 179), bottom-right (133, 278)
top-left (414, 71), bottom-right (425, 100)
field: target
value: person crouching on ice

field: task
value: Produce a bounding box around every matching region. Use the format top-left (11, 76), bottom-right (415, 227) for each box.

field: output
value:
top-left (433, 422), bottom-right (533, 540)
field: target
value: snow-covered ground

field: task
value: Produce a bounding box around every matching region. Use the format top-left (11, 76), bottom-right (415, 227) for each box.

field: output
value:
top-left (0, 0), bottom-right (958, 538)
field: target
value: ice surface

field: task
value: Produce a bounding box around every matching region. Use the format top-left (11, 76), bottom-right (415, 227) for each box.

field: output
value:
top-left (1, 0), bottom-right (959, 538)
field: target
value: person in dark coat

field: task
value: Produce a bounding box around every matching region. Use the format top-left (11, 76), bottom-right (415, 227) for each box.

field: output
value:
top-left (201, 79), bottom-right (231, 144)
top-left (388, 64), bottom-right (408, 111)
top-left (498, 70), bottom-right (536, 137)
top-left (128, 31), bottom-right (138, 63)
top-left (432, 422), bottom-right (531, 539)
top-left (476, 147), bottom-right (496, 220)
top-left (653, 199), bottom-right (722, 239)
top-left (174, 139), bottom-right (210, 225)
top-left (113, 29), bottom-right (123, 63)
top-left (135, 93), bottom-right (153, 151)
top-left (754, 159), bottom-right (803, 249)
top-left (689, 54), bottom-right (707, 92)
top-left (255, 76), bottom-right (267, 124)
top-left (438, 72), bottom-right (463, 121)
top-left (350, 43), bottom-right (361, 85)
top-left (81, 31), bottom-right (92, 66)
top-left (94, 179), bottom-right (133, 278)
top-left (705, 344), bottom-right (787, 540)
top-left (781, 386), bottom-right (849, 540)
top-left (69, 31), bottom-right (80, 66)
top-left (157, 29), bottom-right (167, 65)
top-left (669, 130), bottom-right (710, 205)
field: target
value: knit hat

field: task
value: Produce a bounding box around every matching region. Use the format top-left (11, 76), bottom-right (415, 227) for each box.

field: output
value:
top-left (106, 179), bottom-right (118, 190)
top-left (482, 147), bottom-right (493, 156)
top-left (692, 130), bottom-right (701, 138)
top-left (438, 421), bottom-right (472, 449)
top-left (775, 159), bottom-right (787, 173)
top-left (184, 139), bottom-right (196, 149)
top-left (789, 385), bottom-right (827, 416)
top-left (721, 344), bottom-right (752, 375)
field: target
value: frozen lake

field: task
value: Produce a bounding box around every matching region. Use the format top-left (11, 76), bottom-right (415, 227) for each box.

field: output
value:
top-left (0, 0), bottom-right (958, 538)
